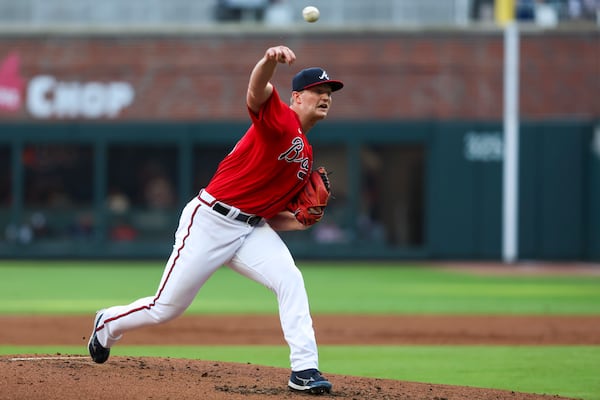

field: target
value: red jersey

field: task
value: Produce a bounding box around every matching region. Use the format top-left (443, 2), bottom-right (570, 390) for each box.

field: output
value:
top-left (205, 87), bottom-right (312, 219)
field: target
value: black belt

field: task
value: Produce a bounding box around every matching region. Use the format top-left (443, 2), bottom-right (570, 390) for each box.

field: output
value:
top-left (212, 202), bottom-right (262, 227)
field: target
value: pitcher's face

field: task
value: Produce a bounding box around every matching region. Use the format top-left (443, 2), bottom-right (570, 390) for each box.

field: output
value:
top-left (294, 84), bottom-right (334, 120)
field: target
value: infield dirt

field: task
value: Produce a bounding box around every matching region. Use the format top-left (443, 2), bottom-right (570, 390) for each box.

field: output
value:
top-left (3, 263), bottom-right (599, 399)
top-left (2, 313), bottom-right (599, 399)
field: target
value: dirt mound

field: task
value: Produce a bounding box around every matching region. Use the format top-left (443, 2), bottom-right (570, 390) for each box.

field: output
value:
top-left (1, 355), bottom-right (574, 400)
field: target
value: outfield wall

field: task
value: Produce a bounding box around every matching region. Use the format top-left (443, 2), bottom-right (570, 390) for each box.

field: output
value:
top-left (0, 29), bottom-right (597, 121)
top-left (1, 120), bottom-right (598, 261)
top-left (0, 28), bottom-right (598, 260)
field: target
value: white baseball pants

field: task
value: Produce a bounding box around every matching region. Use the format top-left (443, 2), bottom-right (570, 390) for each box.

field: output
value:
top-left (94, 194), bottom-right (319, 371)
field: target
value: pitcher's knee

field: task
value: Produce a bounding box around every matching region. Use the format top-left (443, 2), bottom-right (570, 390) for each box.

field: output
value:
top-left (275, 267), bottom-right (306, 294)
top-left (150, 303), bottom-right (186, 324)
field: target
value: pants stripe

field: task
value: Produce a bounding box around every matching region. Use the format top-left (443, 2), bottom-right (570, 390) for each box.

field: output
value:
top-left (96, 202), bottom-right (202, 333)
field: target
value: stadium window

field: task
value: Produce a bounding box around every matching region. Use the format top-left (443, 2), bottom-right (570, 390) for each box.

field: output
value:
top-left (106, 145), bottom-right (179, 242)
top-left (359, 145), bottom-right (425, 248)
top-left (0, 146), bottom-right (9, 206)
top-left (192, 145), bottom-right (231, 191)
top-left (215, 0), bottom-right (269, 22)
top-left (0, 146), bottom-right (10, 239)
top-left (309, 145), bottom-right (351, 245)
top-left (21, 144), bottom-right (94, 242)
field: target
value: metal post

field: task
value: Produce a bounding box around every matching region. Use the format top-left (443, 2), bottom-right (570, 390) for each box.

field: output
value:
top-left (502, 22), bottom-right (520, 263)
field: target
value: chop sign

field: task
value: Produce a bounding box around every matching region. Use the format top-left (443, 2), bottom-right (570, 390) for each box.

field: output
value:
top-left (27, 75), bottom-right (134, 118)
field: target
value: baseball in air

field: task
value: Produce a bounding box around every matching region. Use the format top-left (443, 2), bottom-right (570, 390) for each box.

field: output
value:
top-left (302, 6), bottom-right (320, 23)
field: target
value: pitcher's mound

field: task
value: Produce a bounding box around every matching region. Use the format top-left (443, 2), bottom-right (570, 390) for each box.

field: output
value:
top-left (1, 355), bottom-right (573, 400)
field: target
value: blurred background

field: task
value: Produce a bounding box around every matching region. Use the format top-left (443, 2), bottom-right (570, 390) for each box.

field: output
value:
top-left (0, 0), bottom-right (598, 261)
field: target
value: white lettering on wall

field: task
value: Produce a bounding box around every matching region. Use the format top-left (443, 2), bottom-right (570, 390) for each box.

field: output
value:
top-left (464, 131), bottom-right (503, 162)
top-left (27, 75), bottom-right (134, 119)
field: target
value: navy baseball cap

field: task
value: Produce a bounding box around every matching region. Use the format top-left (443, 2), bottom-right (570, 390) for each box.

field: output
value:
top-left (292, 67), bottom-right (344, 92)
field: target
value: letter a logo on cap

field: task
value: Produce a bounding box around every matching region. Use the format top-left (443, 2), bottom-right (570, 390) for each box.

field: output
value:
top-left (292, 67), bottom-right (344, 92)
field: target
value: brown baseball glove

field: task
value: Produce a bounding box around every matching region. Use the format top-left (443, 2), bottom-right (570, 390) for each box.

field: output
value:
top-left (287, 167), bottom-right (331, 226)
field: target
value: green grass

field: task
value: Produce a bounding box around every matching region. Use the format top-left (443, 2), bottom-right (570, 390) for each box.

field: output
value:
top-left (1, 260), bottom-right (600, 399)
top-left (2, 260), bottom-right (600, 315)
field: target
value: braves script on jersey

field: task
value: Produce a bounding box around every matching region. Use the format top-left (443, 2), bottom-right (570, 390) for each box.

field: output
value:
top-left (206, 87), bottom-right (312, 218)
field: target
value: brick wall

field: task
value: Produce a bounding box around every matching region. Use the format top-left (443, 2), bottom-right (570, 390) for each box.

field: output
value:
top-left (0, 30), bottom-right (598, 121)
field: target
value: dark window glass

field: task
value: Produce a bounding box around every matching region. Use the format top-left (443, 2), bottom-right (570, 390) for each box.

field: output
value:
top-left (107, 145), bottom-right (179, 242)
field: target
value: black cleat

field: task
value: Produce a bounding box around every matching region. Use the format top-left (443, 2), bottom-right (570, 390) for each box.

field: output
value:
top-left (88, 310), bottom-right (110, 364)
top-left (288, 368), bottom-right (332, 395)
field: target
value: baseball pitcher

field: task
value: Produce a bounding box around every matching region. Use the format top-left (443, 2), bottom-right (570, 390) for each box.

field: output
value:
top-left (88, 45), bottom-right (343, 395)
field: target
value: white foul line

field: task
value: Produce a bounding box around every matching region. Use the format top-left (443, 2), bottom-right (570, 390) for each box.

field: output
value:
top-left (9, 356), bottom-right (89, 361)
